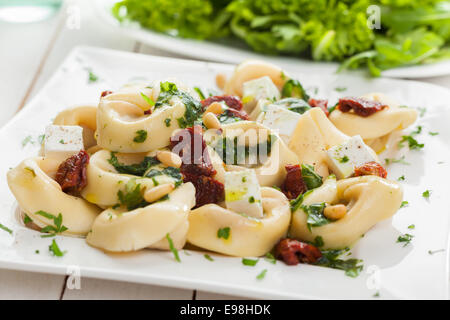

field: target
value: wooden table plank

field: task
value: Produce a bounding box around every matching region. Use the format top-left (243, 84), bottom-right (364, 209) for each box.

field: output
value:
top-left (62, 278), bottom-right (193, 300)
top-left (0, 270), bottom-right (65, 300)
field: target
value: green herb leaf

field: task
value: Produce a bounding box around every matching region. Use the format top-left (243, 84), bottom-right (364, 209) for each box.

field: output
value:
top-left (301, 164), bottom-right (323, 190)
top-left (217, 227), bottom-right (230, 240)
top-left (0, 223), bottom-right (13, 235)
top-left (117, 179), bottom-right (148, 210)
top-left (422, 189), bottom-right (431, 199)
top-left (133, 130), bottom-right (148, 143)
top-left (140, 92), bottom-right (155, 107)
top-left (256, 269), bottom-right (267, 280)
top-left (242, 258), bottom-right (259, 266)
top-left (397, 233), bottom-right (414, 247)
top-left (302, 202), bottom-right (329, 231)
top-left (166, 233), bottom-right (181, 262)
top-left (48, 239), bottom-right (65, 257)
top-left (400, 201), bottom-right (409, 208)
top-left (264, 253), bottom-right (276, 264)
top-left (204, 254), bottom-right (214, 262)
top-left (108, 152), bottom-right (160, 176)
top-left (281, 79), bottom-right (309, 100)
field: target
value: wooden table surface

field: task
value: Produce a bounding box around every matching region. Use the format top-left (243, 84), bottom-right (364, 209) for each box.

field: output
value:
top-left (1, 0), bottom-right (449, 300)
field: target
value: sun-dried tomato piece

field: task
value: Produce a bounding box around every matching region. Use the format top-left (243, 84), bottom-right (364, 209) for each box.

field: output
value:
top-left (308, 98), bottom-right (329, 117)
top-left (201, 95), bottom-right (243, 111)
top-left (144, 109), bottom-right (152, 115)
top-left (354, 161), bottom-right (387, 178)
top-left (281, 164), bottom-right (307, 200)
top-left (100, 90), bottom-right (112, 98)
top-left (170, 125), bottom-right (216, 177)
top-left (170, 125), bottom-right (224, 207)
top-left (275, 238), bottom-right (322, 266)
top-left (55, 150), bottom-right (89, 195)
top-left (338, 97), bottom-right (387, 117)
top-left (183, 172), bottom-right (224, 208)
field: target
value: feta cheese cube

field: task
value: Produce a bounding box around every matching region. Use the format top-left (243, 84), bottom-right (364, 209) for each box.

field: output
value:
top-left (256, 104), bottom-right (301, 144)
top-left (44, 125), bottom-right (84, 162)
top-left (242, 76), bottom-right (280, 113)
top-left (326, 135), bottom-right (379, 179)
top-left (224, 169), bottom-right (263, 219)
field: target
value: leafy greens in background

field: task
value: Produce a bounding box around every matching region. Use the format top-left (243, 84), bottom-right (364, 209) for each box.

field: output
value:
top-left (113, 0), bottom-right (450, 76)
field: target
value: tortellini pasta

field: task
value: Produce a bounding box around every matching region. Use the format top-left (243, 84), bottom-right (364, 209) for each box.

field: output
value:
top-left (290, 175), bottom-right (403, 249)
top-left (96, 81), bottom-right (198, 153)
top-left (210, 121), bottom-right (299, 187)
top-left (187, 187), bottom-right (290, 257)
top-left (7, 157), bottom-right (100, 236)
top-left (223, 60), bottom-right (286, 97)
top-left (288, 108), bottom-right (354, 178)
top-left (81, 149), bottom-right (179, 207)
top-left (86, 182), bottom-right (195, 252)
top-left (329, 93), bottom-right (418, 153)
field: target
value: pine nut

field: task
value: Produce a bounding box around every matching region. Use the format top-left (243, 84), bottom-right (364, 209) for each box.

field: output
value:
top-left (205, 102), bottom-right (223, 115)
top-left (216, 73), bottom-right (227, 90)
top-left (203, 112), bottom-right (222, 130)
top-left (323, 204), bottom-right (347, 220)
top-left (156, 150), bottom-right (182, 168)
top-left (144, 183), bottom-right (174, 203)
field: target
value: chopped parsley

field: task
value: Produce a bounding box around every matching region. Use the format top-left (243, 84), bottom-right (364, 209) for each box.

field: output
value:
top-left (35, 211), bottom-right (68, 237)
top-left (334, 86), bottom-right (347, 92)
top-left (274, 98), bottom-right (311, 115)
top-left (164, 118), bottom-right (171, 127)
top-left (429, 131), bottom-right (439, 136)
top-left (155, 82), bottom-right (203, 128)
top-left (316, 248), bottom-right (363, 278)
top-left (140, 92), bottom-right (155, 107)
top-left (290, 190), bottom-right (313, 212)
top-left (23, 214), bottom-right (33, 224)
top-left (408, 224), bottom-right (415, 229)
top-left (256, 269), bottom-right (267, 280)
top-left (398, 126), bottom-right (424, 150)
top-left (133, 130), bottom-right (148, 143)
top-left (22, 135), bottom-right (33, 147)
top-left (397, 233), bottom-right (414, 247)
top-left (397, 175), bottom-right (405, 181)
top-left (166, 233), bottom-right (180, 262)
top-left (264, 253), bottom-right (276, 264)
top-left (384, 156), bottom-right (410, 165)
top-left (242, 258), bottom-right (259, 266)
top-left (87, 69), bottom-right (99, 83)
top-left (194, 87), bottom-right (206, 100)
top-left (0, 223), bottom-right (13, 235)
top-left (204, 254), bottom-right (214, 262)
top-left (48, 239), bottom-right (65, 257)
top-left (400, 201), bottom-right (409, 208)
top-left (302, 202), bottom-right (329, 231)
top-left (338, 155), bottom-right (349, 163)
top-left (281, 79), bottom-right (309, 100)
top-left (417, 107), bottom-right (426, 117)
top-left (301, 164), bottom-right (323, 190)
top-left (108, 152), bottom-right (160, 176)
top-left (217, 227), bottom-right (230, 240)
top-left (117, 179), bottom-right (149, 210)
top-left (312, 235), bottom-right (324, 247)
top-left (422, 190), bottom-right (431, 199)
top-left (248, 196), bottom-right (255, 203)
top-left (428, 249), bottom-right (445, 255)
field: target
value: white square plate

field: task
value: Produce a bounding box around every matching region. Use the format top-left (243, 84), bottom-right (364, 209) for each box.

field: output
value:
top-left (0, 46), bottom-right (449, 299)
